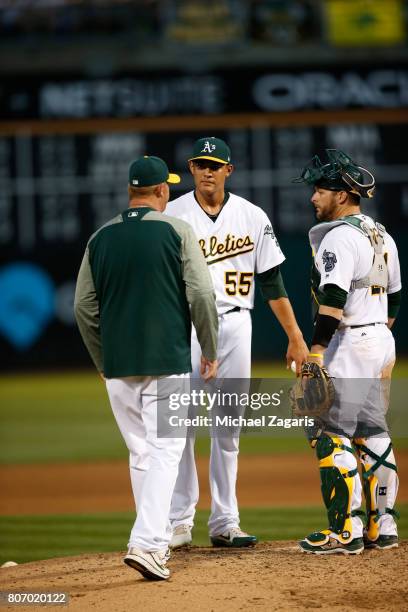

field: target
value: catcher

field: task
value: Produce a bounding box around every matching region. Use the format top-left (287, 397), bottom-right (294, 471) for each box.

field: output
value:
top-left (291, 149), bottom-right (401, 555)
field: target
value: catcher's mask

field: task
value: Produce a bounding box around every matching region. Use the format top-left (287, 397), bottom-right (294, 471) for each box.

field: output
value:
top-left (292, 149), bottom-right (376, 198)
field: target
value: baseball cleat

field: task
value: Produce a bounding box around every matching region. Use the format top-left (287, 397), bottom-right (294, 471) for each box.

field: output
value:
top-left (124, 547), bottom-right (170, 580)
top-left (364, 534), bottom-right (399, 550)
top-left (169, 524), bottom-right (192, 549)
top-left (210, 527), bottom-right (257, 548)
top-left (299, 531), bottom-right (364, 555)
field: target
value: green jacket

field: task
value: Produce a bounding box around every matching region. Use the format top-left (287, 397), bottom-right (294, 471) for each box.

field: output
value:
top-left (74, 207), bottom-right (218, 377)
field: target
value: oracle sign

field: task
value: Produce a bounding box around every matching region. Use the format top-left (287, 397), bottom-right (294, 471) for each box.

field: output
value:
top-left (252, 70), bottom-right (408, 111)
top-left (2, 66), bottom-right (408, 119)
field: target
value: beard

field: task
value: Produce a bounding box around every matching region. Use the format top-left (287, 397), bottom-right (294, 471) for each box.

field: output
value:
top-left (314, 200), bottom-right (337, 222)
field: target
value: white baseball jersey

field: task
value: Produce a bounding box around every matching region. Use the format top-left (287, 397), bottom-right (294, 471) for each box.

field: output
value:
top-left (309, 214), bottom-right (401, 545)
top-left (166, 192), bottom-right (285, 314)
top-left (311, 214), bottom-right (401, 327)
top-left (167, 190), bottom-right (284, 536)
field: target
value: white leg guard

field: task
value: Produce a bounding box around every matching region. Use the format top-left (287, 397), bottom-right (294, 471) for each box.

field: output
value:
top-left (333, 437), bottom-right (363, 541)
top-left (354, 436), bottom-right (399, 539)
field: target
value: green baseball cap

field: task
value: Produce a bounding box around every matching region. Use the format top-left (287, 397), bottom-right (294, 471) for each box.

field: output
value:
top-left (128, 156), bottom-right (181, 187)
top-left (188, 137), bottom-right (232, 164)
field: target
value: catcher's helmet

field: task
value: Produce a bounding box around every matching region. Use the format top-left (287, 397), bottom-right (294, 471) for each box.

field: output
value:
top-left (292, 149), bottom-right (375, 198)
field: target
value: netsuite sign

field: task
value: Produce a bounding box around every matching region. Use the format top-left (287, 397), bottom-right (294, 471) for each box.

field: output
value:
top-left (38, 76), bottom-right (224, 118)
top-left (3, 67), bottom-right (407, 120)
top-left (252, 69), bottom-right (408, 111)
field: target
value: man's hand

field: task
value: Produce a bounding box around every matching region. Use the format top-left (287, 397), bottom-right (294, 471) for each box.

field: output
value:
top-left (267, 297), bottom-right (308, 376)
top-left (200, 356), bottom-right (218, 381)
top-left (286, 333), bottom-right (309, 376)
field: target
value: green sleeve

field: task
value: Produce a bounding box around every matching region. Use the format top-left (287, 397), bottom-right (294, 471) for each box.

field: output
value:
top-left (256, 266), bottom-right (288, 301)
top-left (141, 212), bottom-right (218, 360)
top-left (319, 283), bottom-right (348, 309)
top-left (74, 247), bottom-right (103, 372)
top-left (388, 289), bottom-right (401, 318)
top-left (180, 223), bottom-right (218, 361)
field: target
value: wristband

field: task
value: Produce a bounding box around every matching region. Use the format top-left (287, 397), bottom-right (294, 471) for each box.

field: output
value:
top-left (312, 314), bottom-right (340, 348)
top-left (308, 353), bottom-right (323, 358)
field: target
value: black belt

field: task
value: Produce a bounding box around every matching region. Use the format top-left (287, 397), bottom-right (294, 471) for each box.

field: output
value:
top-left (349, 322), bottom-right (384, 329)
top-left (225, 306), bottom-right (242, 314)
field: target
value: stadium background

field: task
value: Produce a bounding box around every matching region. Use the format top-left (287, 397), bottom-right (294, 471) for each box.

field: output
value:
top-left (1, 1), bottom-right (408, 601)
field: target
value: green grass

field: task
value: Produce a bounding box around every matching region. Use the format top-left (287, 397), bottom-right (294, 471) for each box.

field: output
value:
top-left (0, 372), bottom-right (125, 464)
top-left (2, 505), bottom-right (408, 564)
top-left (1, 363), bottom-right (407, 464)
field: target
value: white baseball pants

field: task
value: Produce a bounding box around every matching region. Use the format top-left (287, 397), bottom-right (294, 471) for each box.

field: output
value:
top-left (324, 323), bottom-right (398, 538)
top-left (106, 374), bottom-right (188, 552)
top-left (170, 309), bottom-right (251, 536)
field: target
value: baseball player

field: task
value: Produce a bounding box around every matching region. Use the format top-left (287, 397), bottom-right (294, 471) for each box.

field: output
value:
top-left (74, 155), bottom-right (218, 580)
top-left (293, 149), bottom-right (401, 554)
top-left (166, 137), bottom-right (309, 548)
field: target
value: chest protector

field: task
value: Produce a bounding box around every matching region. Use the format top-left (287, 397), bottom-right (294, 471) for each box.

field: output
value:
top-left (309, 215), bottom-right (388, 293)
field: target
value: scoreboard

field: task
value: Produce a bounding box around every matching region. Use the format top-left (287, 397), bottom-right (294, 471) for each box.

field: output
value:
top-left (0, 116), bottom-right (407, 369)
top-left (1, 120), bottom-right (407, 253)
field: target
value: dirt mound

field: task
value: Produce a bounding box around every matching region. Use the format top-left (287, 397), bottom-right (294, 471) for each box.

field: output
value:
top-left (1, 541), bottom-right (407, 612)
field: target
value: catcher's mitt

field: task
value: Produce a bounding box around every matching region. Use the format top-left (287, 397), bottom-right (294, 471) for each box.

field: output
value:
top-left (289, 362), bottom-right (335, 418)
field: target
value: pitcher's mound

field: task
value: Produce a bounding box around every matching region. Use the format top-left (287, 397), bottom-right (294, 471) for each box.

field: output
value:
top-left (0, 541), bottom-right (407, 611)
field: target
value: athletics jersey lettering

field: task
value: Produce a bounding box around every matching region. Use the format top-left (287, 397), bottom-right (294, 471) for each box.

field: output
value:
top-left (198, 234), bottom-right (255, 265)
top-left (166, 190), bottom-right (285, 313)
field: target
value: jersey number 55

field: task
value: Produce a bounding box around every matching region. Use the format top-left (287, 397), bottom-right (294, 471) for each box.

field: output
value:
top-left (224, 271), bottom-right (254, 296)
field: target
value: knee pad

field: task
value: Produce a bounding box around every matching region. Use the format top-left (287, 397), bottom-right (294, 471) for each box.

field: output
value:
top-left (315, 434), bottom-right (359, 540)
top-left (354, 436), bottom-right (399, 540)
